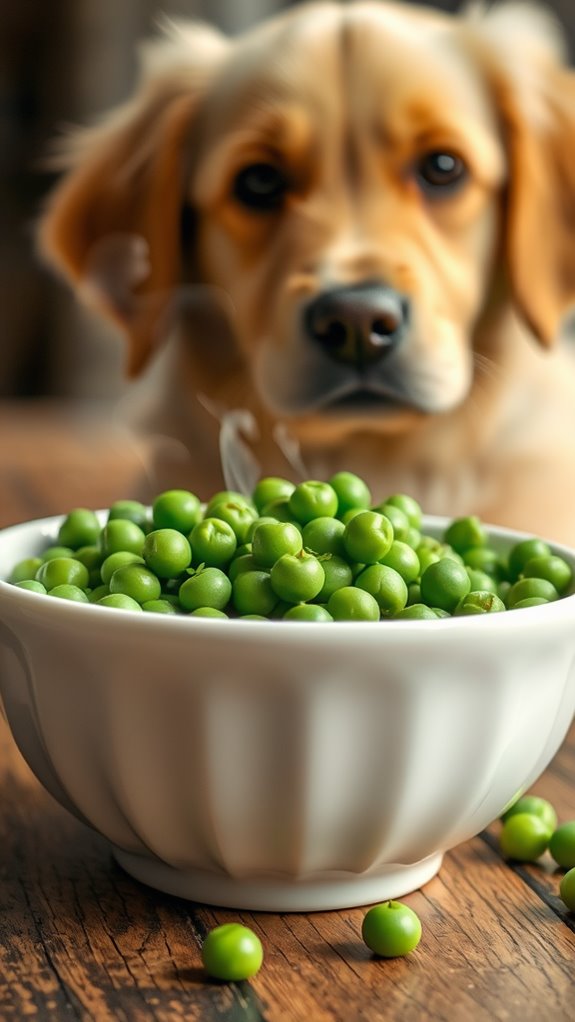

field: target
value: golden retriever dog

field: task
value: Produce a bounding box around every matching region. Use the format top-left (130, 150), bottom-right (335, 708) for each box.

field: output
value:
top-left (39, 1), bottom-right (575, 540)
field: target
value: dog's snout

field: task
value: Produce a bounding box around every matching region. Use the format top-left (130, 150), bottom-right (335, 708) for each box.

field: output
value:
top-left (306, 284), bottom-right (409, 367)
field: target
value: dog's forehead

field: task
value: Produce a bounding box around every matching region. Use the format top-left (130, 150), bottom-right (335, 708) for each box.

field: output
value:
top-left (202, 2), bottom-right (498, 142)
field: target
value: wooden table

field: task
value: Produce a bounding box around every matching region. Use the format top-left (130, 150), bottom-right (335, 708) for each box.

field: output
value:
top-left (1, 400), bottom-right (574, 1021)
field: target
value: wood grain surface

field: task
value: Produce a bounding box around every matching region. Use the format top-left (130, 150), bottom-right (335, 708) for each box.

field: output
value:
top-left (0, 401), bottom-right (574, 1022)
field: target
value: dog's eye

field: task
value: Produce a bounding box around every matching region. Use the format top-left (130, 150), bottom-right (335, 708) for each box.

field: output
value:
top-left (233, 163), bottom-right (288, 211)
top-left (416, 152), bottom-right (467, 194)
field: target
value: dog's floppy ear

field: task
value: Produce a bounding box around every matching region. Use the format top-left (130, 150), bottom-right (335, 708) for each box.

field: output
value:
top-left (38, 20), bottom-right (228, 375)
top-left (467, 2), bottom-right (575, 346)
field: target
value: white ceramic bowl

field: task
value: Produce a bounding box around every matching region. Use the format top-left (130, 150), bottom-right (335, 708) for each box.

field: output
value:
top-left (1, 512), bottom-right (575, 912)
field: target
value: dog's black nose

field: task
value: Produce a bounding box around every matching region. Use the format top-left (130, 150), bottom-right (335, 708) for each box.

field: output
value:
top-left (306, 284), bottom-right (408, 367)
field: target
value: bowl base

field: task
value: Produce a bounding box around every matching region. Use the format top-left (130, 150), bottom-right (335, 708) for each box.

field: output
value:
top-left (112, 848), bottom-right (443, 912)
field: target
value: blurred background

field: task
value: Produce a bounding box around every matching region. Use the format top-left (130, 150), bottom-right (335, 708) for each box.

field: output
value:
top-left (1, 0), bottom-right (574, 405)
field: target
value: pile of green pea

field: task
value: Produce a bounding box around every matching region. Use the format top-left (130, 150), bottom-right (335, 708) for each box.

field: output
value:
top-left (6, 471), bottom-right (574, 620)
top-left (499, 795), bottom-right (575, 913)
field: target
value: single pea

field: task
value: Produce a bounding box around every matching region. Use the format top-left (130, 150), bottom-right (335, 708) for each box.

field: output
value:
top-left (88, 583), bottom-right (110, 603)
top-left (246, 517), bottom-right (277, 543)
top-left (41, 545), bottom-right (74, 561)
top-left (559, 867), bottom-right (575, 911)
top-left (513, 597), bottom-right (550, 609)
top-left (498, 580), bottom-right (512, 604)
top-left (443, 515), bottom-right (486, 554)
top-left (502, 795), bottom-right (558, 833)
top-left (99, 519), bottom-right (146, 557)
top-left (232, 542), bottom-right (253, 559)
top-left (57, 508), bottom-right (101, 549)
top-left (97, 593), bottom-right (142, 611)
top-left (379, 541), bottom-right (420, 584)
top-left (14, 579), bottom-right (47, 594)
top-left (362, 901), bottom-right (422, 958)
top-left (418, 537), bottom-right (462, 563)
top-left (355, 564), bottom-right (408, 616)
top-left (101, 551), bottom-right (145, 586)
top-left (190, 607), bottom-right (229, 618)
top-left (36, 557), bottom-right (89, 591)
top-left (232, 570), bottom-right (278, 616)
top-left (260, 497), bottom-right (298, 523)
top-left (152, 489), bottom-right (202, 533)
top-left (384, 493), bottom-right (422, 530)
top-left (506, 577), bottom-right (559, 609)
top-left (327, 586), bottom-right (380, 621)
top-left (190, 517), bottom-right (237, 568)
top-left (228, 554), bottom-right (259, 583)
top-left (371, 503), bottom-right (410, 542)
top-left (108, 499), bottom-right (150, 531)
top-left (179, 567), bottom-right (232, 612)
top-left (420, 559), bottom-right (471, 613)
top-left (143, 528), bottom-right (192, 578)
top-left (208, 500), bottom-right (257, 544)
top-left (417, 548), bottom-right (441, 575)
top-left (508, 537), bottom-right (551, 581)
top-left (252, 521), bottom-right (303, 569)
top-left (205, 490), bottom-right (254, 516)
top-left (239, 614), bottom-right (269, 620)
top-left (549, 821), bottom-right (575, 869)
top-left (432, 607), bottom-right (451, 618)
top-left (394, 604), bottom-right (438, 620)
top-left (343, 510), bottom-right (393, 564)
top-left (142, 599), bottom-right (178, 614)
top-left (521, 555), bottom-right (572, 595)
top-left (465, 568), bottom-right (498, 594)
top-left (499, 813), bottom-right (551, 861)
top-left (283, 604), bottom-right (334, 621)
top-left (288, 480), bottom-right (338, 524)
top-left (301, 517), bottom-right (345, 557)
top-left (9, 556), bottom-right (44, 583)
top-left (406, 582), bottom-right (422, 606)
top-left (201, 923), bottom-right (263, 982)
top-left (270, 552), bottom-right (325, 603)
top-left (109, 564), bottom-right (162, 604)
top-left (75, 545), bottom-right (104, 586)
top-left (454, 590), bottom-right (506, 615)
top-left (406, 526), bottom-right (422, 549)
top-left (463, 546), bottom-right (505, 578)
top-left (340, 508), bottom-right (364, 525)
top-left (47, 584), bottom-right (90, 603)
top-left (315, 554), bottom-right (353, 602)
top-left (328, 471), bottom-right (371, 516)
top-left (252, 476), bottom-right (295, 513)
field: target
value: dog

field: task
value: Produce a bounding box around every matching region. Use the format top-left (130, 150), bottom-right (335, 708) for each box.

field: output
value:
top-left (38, 1), bottom-right (575, 541)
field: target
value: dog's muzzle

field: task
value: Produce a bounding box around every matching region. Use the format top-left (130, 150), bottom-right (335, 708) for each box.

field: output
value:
top-left (305, 282), bottom-right (409, 369)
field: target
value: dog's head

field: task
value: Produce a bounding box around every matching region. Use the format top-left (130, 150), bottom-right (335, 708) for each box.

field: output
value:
top-left (39, 1), bottom-right (575, 442)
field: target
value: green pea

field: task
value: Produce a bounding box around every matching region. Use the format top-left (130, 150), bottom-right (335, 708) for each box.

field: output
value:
top-left (143, 528), bottom-right (192, 578)
top-left (270, 552), bottom-right (325, 603)
top-left (252, 476), bottom-right (295, 513)
top-left (97, 593), bottom-right (143, 611)
top-left (246, 517), bottom-right (277, 543)
top-left (454, 590), bottom-right (506, 615)
top-left (201, 923), bottom-right (263, 981)
top-left (108, 499), bottom-right (150, 531)
top-left (100, 551), bottom-right (144, 585)
top-left (232, 570), bottom-right (278, 616)
top-left (463, 546), bottom-right (505, 578)
top-left (521, 555), bottom-right (572, 595)
top-left (315, 555), bottom-right (353, 602)
top-left (252, 521), bottom-right (303, 569)
top-left (14, 580), bottom-right (47, 594)
top-left (512, 597), bottom-right (550, 609)
top-left (190, 607), bottom-right (229, 618)
top-left (465, 568), bottom-right (498, 594)
top-left (406, 582), bottom-right (422, 606)
top-left (508, 537), bottom-right (551, 581)
top-left (420, 559), bottom-right (470, 613)
top-left (205, 491), bottom-right (254, 516)
top-left (88, 584), bottom-right (110, 603)
top-left (506, 577), bottom-right (559, 609)
top-left (190, 518), bottom-right (237, 568)
top-left (99, 519), bottom-right (146, 557)
top-left (152, 489), bottom-right (202, 533)
top-left (355, 564), bottom-right (408, 616)
top-left (499, 813), bottom-right (551, 861)
top-left (328, 471), bottom-right (371, 516)
top-left (549, 821), bottom-right (575, 869)
top-left (283, 604), bottom-right (334, 621)
top-left (179, 567), bottom-right (232, 612)
top-left (394, 604), bottom-right (438, 620)
top-left (371, 503), bottom-right (410, 542)
top-left (443, 515), bottom-right (486, 554)
top-left (327, 586), bottom-right (380, 621)
top-left (362, 901), bottom-right (422, 958)
top-left (301, 516), bottom-right (345, 557)
top-left (502, 795), bottom-right (557, 833)
top-left (559, 867), bottom-right (575, 911)
top-left (343, 510), bottom-right (393, 564)
top-left (208, 500), bottom-right (257, 544)
top-left (41, 545), bottom-right (74, 562)
top-left (47, 584), bottom-right (90, 603)
top-left (9, 557), bottom-right (44, 583)
top-left (288, 480), bottom-right (338, 524)
top-left (109, 564), bottom-right (162, 604)
top-left (75, 545), bottom-right (104, 586)
top-left (57, 508), bottom-right (101, 549)
top-left (384, 493), bottom-right (422, 529)
top-left (142, 599), bottom-right (178, 614)
top-left (228, 554), bottom-right (259, 582)
top-left (379, 541), bottom-right (420, 584)
top-left (36, 557), bottom-right (89, 591)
